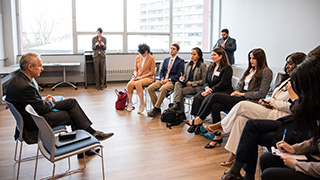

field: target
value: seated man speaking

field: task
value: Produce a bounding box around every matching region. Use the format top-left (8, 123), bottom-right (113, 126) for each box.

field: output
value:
top-left (5, 53), bottom-right (113, 158)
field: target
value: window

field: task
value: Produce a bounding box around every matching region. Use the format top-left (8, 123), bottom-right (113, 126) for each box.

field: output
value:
top-left (173, 0), bottom-right (211, 52)
top-left (19, 0), bottom-right (213, 54)
top-left (20, 0), bottom-right (73, 54)
top-left (78, 35), bottom-right (123, 53)
top-left (128, 35), bottom-right (169, 52)
top-left (76, 0), bottom-right (123, 32)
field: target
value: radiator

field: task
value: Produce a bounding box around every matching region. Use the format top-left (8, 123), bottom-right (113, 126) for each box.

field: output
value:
top-left (107, 69), bottom-right (134, 81)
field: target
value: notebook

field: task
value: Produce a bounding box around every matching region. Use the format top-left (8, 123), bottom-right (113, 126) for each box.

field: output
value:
top-left (55, 130), bottom-right (91, 148)
top-left (271, 146), bottom-right (307, 160)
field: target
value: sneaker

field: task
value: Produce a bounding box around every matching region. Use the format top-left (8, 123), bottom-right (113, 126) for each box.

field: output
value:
top-left (93, 131), bottom-right (114, 141)
top-left (138, 102), bottom-right (146, 114)
top-left (127, 103), bottom-right (133, 112)
top-left (147, 108), bottom-right (161, 117)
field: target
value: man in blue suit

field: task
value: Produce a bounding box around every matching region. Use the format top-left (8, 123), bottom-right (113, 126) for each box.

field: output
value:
top-left (213, 29), bottom-right (237, 65)
top-left (147, 43), bottom-right (185, 117)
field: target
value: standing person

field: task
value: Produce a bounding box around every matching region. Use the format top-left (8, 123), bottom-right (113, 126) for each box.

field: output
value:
top-left (188, 47), bottom-right (233, 133)
top-left (5, 53), bottom-right (114, 158)
top-left (127, 44), bottom-right (155, 114)
top-left (220, 46), bottom-right (320, 180)
top-left (92, 27), bottom-right (107, 90)
top-left (170, 47), bottom-right (207, 119)
top-left (185, 48), bottom-right (273, 146)
top-left (213, 29), bottom-right (237, 65)
top-left (207, 52), bottom-right (306, 165)
top-left (147, 43), bottom-right (185, 117)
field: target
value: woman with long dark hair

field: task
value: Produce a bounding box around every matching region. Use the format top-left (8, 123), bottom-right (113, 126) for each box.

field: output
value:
top-left (189, 48), bottom-right (233, 125)
top-left (170, 47), bottom-right (207, 117)
top-left (185, 48), bottom-right (273, 148)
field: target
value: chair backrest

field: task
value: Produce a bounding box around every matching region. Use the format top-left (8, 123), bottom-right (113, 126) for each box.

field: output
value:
top-left (6, 101), bottom-right (24, 141)
top-left (25, 104), bottom-right (55, 160)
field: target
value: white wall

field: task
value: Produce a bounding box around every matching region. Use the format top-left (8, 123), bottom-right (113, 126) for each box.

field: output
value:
top-left (219, 0), bottom-right (320, 71)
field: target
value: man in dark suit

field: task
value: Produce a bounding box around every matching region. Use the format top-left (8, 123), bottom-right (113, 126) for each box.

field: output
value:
top-left (92, 27), bottom-right (107, 90)
top-left (147, 43), bottom-right (185, 117)
top-left (5, 53), bottom-right (113, 157)
top-left (213, 29), bottom-right (237, 65)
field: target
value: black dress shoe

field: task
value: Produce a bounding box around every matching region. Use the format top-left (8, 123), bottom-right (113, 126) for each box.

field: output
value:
top-left (77, 148), bottom-right (101, 159)
top-left (220, 171), bottom-right (243, 180)
top-left (147, 108), bottom-right (161, 117)
top-left (93, 131), bottom-right (114, 141)
top-left (187, 125), bottom-right (197, 133)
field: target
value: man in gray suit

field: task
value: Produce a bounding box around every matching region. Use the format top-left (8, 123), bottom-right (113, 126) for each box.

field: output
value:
top-left (213, 29), bottom-right (237, 65)
top-left (92, 28), bottom-right (107, 90)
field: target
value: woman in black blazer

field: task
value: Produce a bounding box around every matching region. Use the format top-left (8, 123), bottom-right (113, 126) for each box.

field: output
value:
top-left (190, 48), bottom-right (233, 122)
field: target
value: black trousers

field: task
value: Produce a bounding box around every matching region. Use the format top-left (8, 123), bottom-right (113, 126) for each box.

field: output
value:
top-left (43, 98), bottom-right (93, 131)
top-left (260, 152), bottom-right (318, 180)
top-left (196, 93), bottom-right (245, 123)
top-left (235, 119), bottom-right (281, 174)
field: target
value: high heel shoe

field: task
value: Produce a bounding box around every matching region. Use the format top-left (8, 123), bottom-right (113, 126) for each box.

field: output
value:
top-left (204, 132), bottom-right (222, 148)
top-left (220, 159), bottom-right (234, 167)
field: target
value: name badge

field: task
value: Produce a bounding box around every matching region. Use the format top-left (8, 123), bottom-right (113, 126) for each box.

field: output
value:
top-left (214, 71), bottom-right (220, 76)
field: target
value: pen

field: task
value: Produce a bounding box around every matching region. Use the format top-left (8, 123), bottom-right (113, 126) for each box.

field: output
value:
top-left (280, 129), bottom-right (287, 151)
top-left (281, 129), bottom-right (287, 143)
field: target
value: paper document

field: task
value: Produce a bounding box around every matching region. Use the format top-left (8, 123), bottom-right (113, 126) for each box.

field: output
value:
top-left (271, 146), bottom-right (307, 160)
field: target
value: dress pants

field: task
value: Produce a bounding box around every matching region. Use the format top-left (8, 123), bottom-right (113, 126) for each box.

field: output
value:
top-left (260, 152), bottom-right (318, 180)
top-left (93, 55), bottom-right (106, 89)
top-left (223, 101), bottom-right (290, 154)
top-left (43, 98), bottom-right (93, 131)
top-left (197, 93), bottom-right (245, 123)
top-left (173, 82), bottom-right (202, 113)
top-left (235, 119), bottom-right (280, 174)
top-left (148, 80), bottom-right (174, 109)
top-left (127, 77), bottom-right (154, 94)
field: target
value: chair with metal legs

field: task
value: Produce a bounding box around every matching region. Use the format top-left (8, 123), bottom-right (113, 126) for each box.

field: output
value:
top-left (5, 101), bottom-right (67, 180)
top-left (25, 104), bottom-right (105, 180)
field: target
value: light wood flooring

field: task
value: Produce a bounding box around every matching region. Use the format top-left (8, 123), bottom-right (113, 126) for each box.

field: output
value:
top-left (0, 82), bottom-right (257, 180)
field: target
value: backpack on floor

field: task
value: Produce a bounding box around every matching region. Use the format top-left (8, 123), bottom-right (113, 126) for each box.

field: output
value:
top-left (161, 104), bottom-right (183, 129)
top-left (115, 89), bottom-right (127, 110)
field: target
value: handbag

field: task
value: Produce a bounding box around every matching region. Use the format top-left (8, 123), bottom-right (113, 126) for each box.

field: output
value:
top-left (115, 89), bottom-right (128, 110)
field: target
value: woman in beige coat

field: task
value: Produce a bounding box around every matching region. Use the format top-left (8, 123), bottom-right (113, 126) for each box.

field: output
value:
top-left (127, 44), bottom-right (155, 114)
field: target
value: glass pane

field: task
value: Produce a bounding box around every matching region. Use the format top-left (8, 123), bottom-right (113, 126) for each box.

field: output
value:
top-left (173, 0), bottom-right (211, 52)
top-left (78, 35), bottom-right (123, 53)
top-left (128, 35), bottom-right (169, 52)
top-left (76, 0), bottom-right (123, 32)
top-left (20, 0), bottom-right (72, 54)
top-left (127, 0), bottom-right (169, 32)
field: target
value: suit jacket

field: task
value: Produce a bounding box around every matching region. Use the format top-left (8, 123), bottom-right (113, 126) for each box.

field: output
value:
top-left (213, 37), bottom-right (237, 64)
top-left (160, 56), bottom-right (185, 84)
top-left (92, 36), bottom-right (107, 58)
top-left (236, 67), bottom-right (273, 102)
top-left (6, 72), bottom-right (56, 144)
top-left (134, 54), bottom-right (155, 80)
top-left (203, 64), bottom-right (233, 94)
top-left (183, 61), bottom-right (207, 87)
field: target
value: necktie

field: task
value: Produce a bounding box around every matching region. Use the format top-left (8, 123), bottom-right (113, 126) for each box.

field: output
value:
top-left (166, 59), bottom-right (173, 79)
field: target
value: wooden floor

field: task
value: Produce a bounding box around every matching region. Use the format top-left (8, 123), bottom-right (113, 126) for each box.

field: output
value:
top-left (0, 82), bottom-right (252, 180)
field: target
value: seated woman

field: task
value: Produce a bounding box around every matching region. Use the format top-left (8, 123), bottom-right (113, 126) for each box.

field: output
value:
top-left (220, 46), bottom-right (320, 180)
top-left (171, 47), bottom-right (207, 118)
top-left (188, 47), bottom-right (233, 133)
top-left (127, 44), bottom-right (155, 114)
top-left (185, 48), bottom-right (273, 148)
top-left (205, 52), bottom-right (306, 166)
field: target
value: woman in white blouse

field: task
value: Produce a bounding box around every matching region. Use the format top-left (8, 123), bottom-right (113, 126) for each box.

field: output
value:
top-left (206, 52), bottom-right (306, 166)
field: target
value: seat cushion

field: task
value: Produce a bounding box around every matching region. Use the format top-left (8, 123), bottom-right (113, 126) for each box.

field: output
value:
top-left (50, 130), bottom-right (100, 157)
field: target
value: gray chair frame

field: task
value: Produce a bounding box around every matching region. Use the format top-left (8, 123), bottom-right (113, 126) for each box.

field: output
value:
top-left (25, 104), bottom-right (105, 180)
